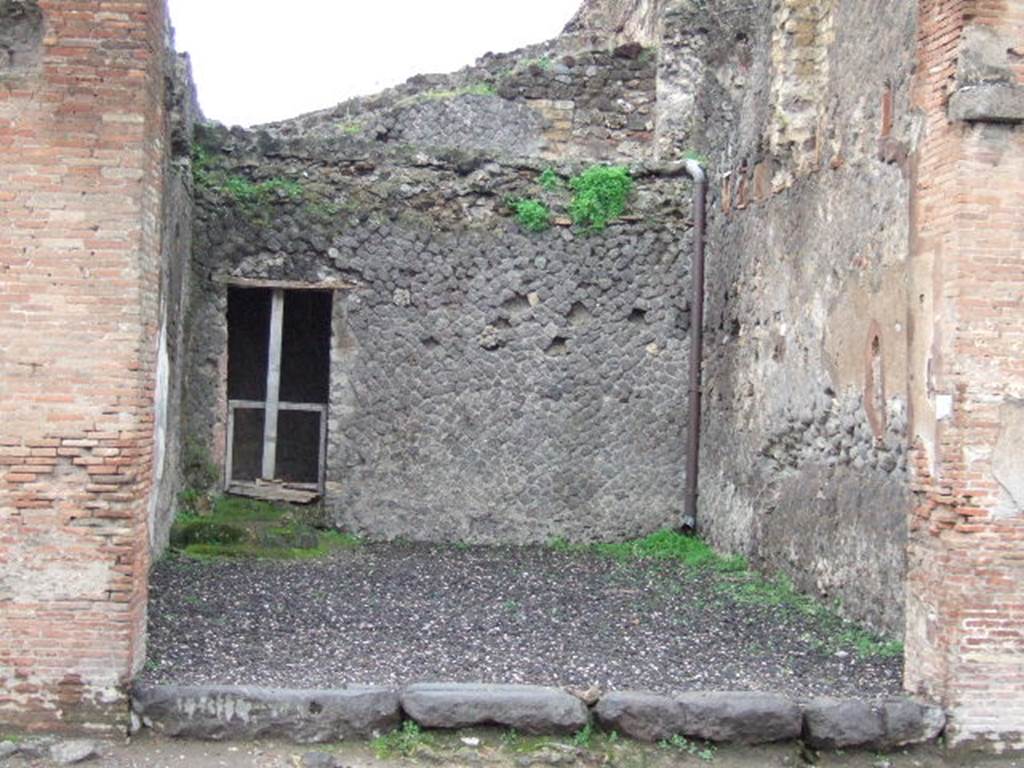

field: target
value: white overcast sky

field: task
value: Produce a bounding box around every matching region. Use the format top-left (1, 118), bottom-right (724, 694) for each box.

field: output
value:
top-left (167, 0), bottom-right (584, 127)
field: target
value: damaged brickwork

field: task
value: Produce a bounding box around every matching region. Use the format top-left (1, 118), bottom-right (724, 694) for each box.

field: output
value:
top-left (0, 0), bottom-right (194, 732)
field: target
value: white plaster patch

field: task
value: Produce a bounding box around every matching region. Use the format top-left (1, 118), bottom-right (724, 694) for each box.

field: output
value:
top-left (992, 400), bottom-right (1024, 515)
top-left (0, 547), bottom-right (111, 602)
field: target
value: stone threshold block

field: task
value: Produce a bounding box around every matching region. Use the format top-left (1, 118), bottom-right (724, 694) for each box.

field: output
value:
top-left (595, 690), bottom-right (802, 744)
top-left (802, 697), bottom-right (946, 750)
top-left (400, 683), bottom-right (590, 735)
top-left (131, 684), bottom-right (401, 744)
top-left (595, 691), bottom-right (945, 749)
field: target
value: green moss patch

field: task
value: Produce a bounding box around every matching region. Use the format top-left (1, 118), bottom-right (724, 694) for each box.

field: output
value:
top-left (170, 495), bottom-right (360, 560)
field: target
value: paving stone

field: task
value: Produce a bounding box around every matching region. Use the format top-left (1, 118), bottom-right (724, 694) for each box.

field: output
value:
top-left (595, 690), bottom-right (800, 744)
top-left (49, 740), bottom-right (99, 765)
top-left (300, 751), bottom-right (338, 768)
top-left (14, 737), bottom-right (56, 759)
top-left (802, 697), bottom-right (885, 749)
top-left (132, 684), bottom-right (400, 744)
top-left (878, 697), bottom-right (946, 748)
top-left (593, 690), bottom-right (682, 742)
top-left (401, 683), bottom-right (589, 735)
top-left (674, 691), bottom-right (802, 743)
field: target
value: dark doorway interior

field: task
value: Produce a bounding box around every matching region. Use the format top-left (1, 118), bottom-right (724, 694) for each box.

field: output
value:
top-left (226, 287), bottom-right (332, 498)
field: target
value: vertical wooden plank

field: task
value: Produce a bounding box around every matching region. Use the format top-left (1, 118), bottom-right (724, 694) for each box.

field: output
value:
top-left (317, 404), bottom-right (328, 492)
top-left (224, 402), bottom-right (235, 491)
top-left (262, 289), bottom-right (285, 479)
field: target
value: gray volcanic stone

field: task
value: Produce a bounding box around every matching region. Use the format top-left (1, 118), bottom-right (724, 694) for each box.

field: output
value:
top-left (132, 684), bottom-right (400, 743)
top-left (595, 690), bottom-right (800, 744)
top-left (675, 691), bottom-right (801, 743)
top-left (803, 698), bottom-right (885, 749)
top-left (879, 698), bottom-right (946, 747)
top-left (49, 740), bottom-right (99, 765)
top-left (594, 691), bottom-right (681, 742)
top-left (0, 742), bottom-right (18, 761)
top-left (401, 683), bottom-right (589, 734)
top-left (300, 752), bottom-right (338, 768)
top-left (949, 83), bottom-right (1024, 123)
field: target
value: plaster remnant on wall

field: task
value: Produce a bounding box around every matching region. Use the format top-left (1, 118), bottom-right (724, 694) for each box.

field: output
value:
top-left (769, 0), bottom-right (835, 179)
top-left (0, 532), bottom-right (112, 602)
top-left (993, 400), bottom-right (1024, 515)
top-left (0, 0), bottom-right (43, 77)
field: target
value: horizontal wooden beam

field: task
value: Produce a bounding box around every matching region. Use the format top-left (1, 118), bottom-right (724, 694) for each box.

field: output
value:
top-left (214, 275), bottom-right (359, 291)
top-left (229, 399), bottom-right (327, 414)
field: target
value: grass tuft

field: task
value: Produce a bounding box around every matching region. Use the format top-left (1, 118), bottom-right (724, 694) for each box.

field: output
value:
top-left (592, 530), bottom-right (747, 572)
top-left (372, 721), bottom-right (432, 758)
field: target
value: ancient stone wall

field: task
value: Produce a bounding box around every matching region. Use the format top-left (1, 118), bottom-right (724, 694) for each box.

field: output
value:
top-left (633, 0), bottom-right (918, 636)
top-left (0, 0), bottom-right (186, 731)
top-left (263, 42), bottom-right (657, 163)
top-left (186, 126), bottom-right (695, 543)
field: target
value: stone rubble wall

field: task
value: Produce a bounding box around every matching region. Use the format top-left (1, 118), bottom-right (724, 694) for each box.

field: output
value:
top-left (261, 42), bottom-right (657, 163)
top-left (620, 0), bottom-right (919, 637)
top-left (187, 126), bottom-right (695, 543)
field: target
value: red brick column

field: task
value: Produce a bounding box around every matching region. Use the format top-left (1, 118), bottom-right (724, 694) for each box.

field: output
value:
top-left (0, 0), bottom-right (168, 731)
top-left (907, 0), bottom-right (1024, 749)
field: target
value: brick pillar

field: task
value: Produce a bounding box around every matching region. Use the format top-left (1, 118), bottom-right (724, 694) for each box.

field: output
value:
top-left (0, 0), bottom-right (168, 731)
top-left (907, 0), bottom-right (1024, 749)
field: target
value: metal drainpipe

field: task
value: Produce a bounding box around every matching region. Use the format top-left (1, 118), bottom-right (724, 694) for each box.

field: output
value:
top-left (682, 159), bottom-right (707, 529)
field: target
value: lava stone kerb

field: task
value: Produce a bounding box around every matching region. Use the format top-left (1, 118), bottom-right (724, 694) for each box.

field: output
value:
top-left (185, 133), bottom-right (697, 544)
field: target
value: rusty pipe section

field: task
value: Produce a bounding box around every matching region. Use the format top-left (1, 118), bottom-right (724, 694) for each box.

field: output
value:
top-left (682, 159), bottom-right (706, 529)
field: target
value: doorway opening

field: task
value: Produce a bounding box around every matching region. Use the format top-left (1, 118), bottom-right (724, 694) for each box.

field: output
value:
top-left (225, 286), bottom-right (332, 503)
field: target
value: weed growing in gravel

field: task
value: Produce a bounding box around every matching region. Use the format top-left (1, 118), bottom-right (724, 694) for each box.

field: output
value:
top-left (547, 536), bottom-right (575, 552)
top-left (592, 530), bottom-right (747, 572)
top-left (717, 571), bottom-right (904, 659)
top-left (836, 628), bottom-right (904, 659)
top-left (373, 721), bottom-right (433, 758)
top-left (658, 734), bottom-right (716, 762)
top-left (565, 530), bottom-right (902, 662)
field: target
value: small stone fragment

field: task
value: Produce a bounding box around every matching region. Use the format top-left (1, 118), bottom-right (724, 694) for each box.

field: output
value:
top-left (300, 751), bottom-right (337, 768)
top-left (49, 740), bottom-right (99, 765)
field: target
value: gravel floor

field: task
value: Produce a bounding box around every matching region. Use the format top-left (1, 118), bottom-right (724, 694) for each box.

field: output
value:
top-left (143, 543), bottom-right (903, 699)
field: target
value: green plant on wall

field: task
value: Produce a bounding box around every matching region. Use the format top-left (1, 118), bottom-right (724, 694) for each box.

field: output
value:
top-left (539, 167), bottom-right (561, 191)
top-left (510, 198), bottom-right (551, 232)
top-left (568, 165), bottom-right (633, 233)
top-left (191, 141), bottom-right (304, 219)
